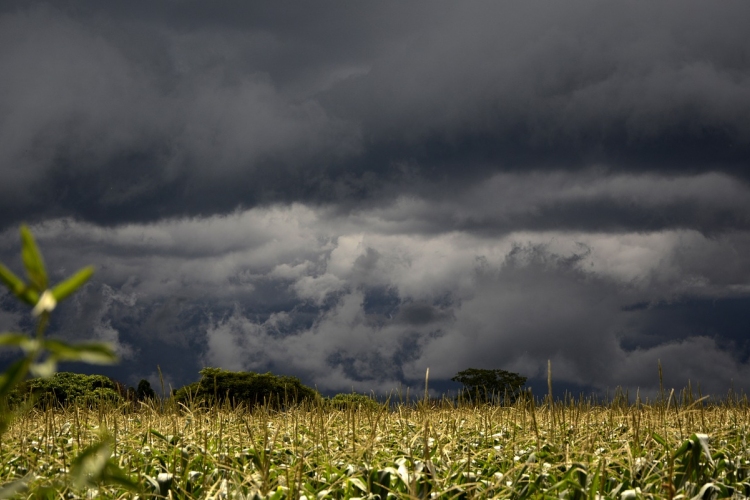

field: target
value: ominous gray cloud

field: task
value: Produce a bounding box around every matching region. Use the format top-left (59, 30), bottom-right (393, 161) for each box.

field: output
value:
top-left (1, 1), bottom-right (750, 397)
top-left (1, 1), bottom-right (750, 228)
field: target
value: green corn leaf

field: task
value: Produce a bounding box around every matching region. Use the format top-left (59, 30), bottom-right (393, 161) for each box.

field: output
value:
top-left (673, 438), bottom-right (693, 459)
top-left (0, 264), bottom-right (25, 296)
top-left (19, 288), bottom-right (39, 307)
top-left (70, 440), bottom-right (112, 489)
top-left (691, 483), bottom-right (718, 500)
top-left (652, 431), bottom-right (668, 447)
top-left (0, 357), bottom-right (31, 400)
top-left (149, 428), bottom-right (180, 446)
top-left (25, 486), bottom-right (61, 499)
top-left (691, 433), bottom-right (713, 466)
top-left (51, 266), bottom-right (94, 303)
top-left (0, 475), bottom-right (31, 499)
top-left (20, 225), bottom-right (47, 291)
top-left (0, 333), bottom-right (39, 353)
top-left (100, 463), bottom-right (140, 491)
top-left (588, 459), bottom-right (603, 500)
top-left (29, 358), bottom-right (57, 378)
top-left (370, 469), bottom-right (391, 496)
top-left (43, 340), bottom-right (117, 364)
top-left (70, 434), bottom-right (138, 490)
top-left (347, 477), bottom-right (368, 493)
top-left (0, 264), bottom-right (38, 306)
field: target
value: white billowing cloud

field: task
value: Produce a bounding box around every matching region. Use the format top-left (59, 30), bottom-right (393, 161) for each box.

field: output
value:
top-left (269, 262), bottom-right (315, 281)
top-left (57, 283), bottom-right (137, 360)
top-left (204, 233), bottom-right (750, 395)
top-left (189, 205), bottom-right (750, 393)
top-left (2, 173), bottom-right (750, 393)
top-left (292, 274), bottom-right (346, 306)
top-left (14, 204), bottom-right (328, 301)
top-left (327, 234), bottom-right (366, 278)
top-left (204, 290), bottom-right (436, 393)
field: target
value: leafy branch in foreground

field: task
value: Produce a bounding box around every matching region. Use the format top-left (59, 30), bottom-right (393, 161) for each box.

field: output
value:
top-left (0, 224), bottom-right (136, 497)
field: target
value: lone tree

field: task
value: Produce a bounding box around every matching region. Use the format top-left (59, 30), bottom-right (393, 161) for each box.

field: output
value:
top-left (136, 379), bottom-right (156, 401)
top-left (451, 368), bottom-right (527, 404)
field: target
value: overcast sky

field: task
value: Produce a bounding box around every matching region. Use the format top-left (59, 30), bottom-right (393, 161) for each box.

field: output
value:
top-left (2, 1), bottom-right (750, 398)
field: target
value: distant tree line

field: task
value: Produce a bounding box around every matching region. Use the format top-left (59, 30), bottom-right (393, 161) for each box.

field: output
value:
top-left (9, 372), bottom-right (157, 408)
top-left (9, 368), bottom-right (323, 410)
top-left (9, 366), bottom-right (527, 409)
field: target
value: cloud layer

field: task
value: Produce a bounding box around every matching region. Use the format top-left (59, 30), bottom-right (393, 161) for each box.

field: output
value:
top-left (1, 1), bottom-right (750, 396)
top-left (3, 193), bottom-right (750, 395)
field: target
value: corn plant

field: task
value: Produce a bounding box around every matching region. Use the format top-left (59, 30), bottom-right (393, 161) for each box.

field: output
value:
top-left (0, 225), bottom-right (137, 497)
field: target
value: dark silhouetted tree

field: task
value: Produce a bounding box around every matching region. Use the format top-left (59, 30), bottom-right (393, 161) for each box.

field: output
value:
top-left (451, 368), bottom-right (527, 404)
top-left (136, 379), bottom-right (156, 401)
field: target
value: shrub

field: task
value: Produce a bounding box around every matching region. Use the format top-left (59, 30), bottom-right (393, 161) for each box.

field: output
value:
top-left (172, 367), bottom-right (319, 408)
top-left (12, 372), bottom-right (122, 408)
top-left (327, 392), bottom-right (381, 411)
top-left (451, 368), bottom-right (527, 405)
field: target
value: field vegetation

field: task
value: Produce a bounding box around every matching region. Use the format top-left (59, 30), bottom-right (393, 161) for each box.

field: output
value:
top-left (2, 387), bottom-right (750, 499)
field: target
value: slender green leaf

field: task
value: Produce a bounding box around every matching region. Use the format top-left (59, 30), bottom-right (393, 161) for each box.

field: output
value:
top-left (691, 433), bottom-right (714, 466)
top-left (30, 358), bottom-right (57, 378)
top-left (0, 264), bottom-right (38, 306)
top-left (0, 264), bottom-right (25, 296)
top-left (101, 463), bottom-right (140, 491)
top-left (26, 486), bottom-right (60, 499)
top-left (691, 482), bottom-right (718, 500)
top-left (20, 225), bottom-right (47, 291)
top-left (43, 339), bottom-right (117, 364)
top-left (673, 439), bottom-right (692, 459)
top-left (348, 477), bottom-right (368, 493)
top-left (70, 440), bottom-right (111, 489)
top-left (0, 358), bottom-right (30, 400)
top-left (652, 431), bottom-right (668, 447)
top-left (149, 428), bottom-right (169, 442)
top-left (51, 266), bottom-right (94, 303)
top-left (0, 476), bottom-right (30, 499)
top-left (0, 333), bottom-right (39, 353)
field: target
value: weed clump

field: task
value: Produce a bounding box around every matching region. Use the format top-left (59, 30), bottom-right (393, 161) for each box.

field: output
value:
top-left (326, 392), bottom-right (382, 410)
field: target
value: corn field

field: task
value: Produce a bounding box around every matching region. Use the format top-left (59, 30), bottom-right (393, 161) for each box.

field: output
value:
top-left (2, 390), bottom-right (750, 499)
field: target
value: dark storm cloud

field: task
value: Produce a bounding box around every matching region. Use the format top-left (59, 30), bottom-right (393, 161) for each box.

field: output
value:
top-left (3, 2), bottom-right (750, 397)
top-left (2, 213), bottom-right (750, 396)
top-left (0, 1), bottom-right (749, 234)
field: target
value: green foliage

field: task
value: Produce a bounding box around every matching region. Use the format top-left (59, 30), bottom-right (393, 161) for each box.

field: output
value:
top-left (0, 225), bottom-right (117, 430)
top-left (0, 225), bottom-right (135, 496)
top-left (10, 372), bottom-right (122, 408)
top-left (451, 367), bottom-right (527, 404)
top-left (327, 392), bottom-right (382, 410)
top-left (69, 435), bottom-right (139, 491)
top-left (172, 367), bottom-right (320, 408)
